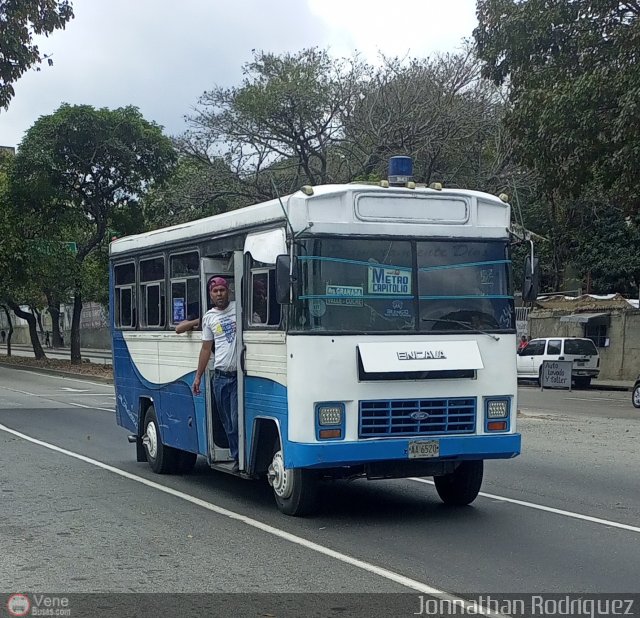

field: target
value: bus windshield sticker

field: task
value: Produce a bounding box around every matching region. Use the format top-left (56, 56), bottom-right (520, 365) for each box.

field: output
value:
top-left (309, 298), bottom-right (327, 317)
top-left (325, 285), bottom-right (364, 306)
top-left (368, 267), bottom-right (412, 295)
top-left (384, 300), bottom-right (412, 318)
top-left (173, 298), bottom-right (185, 322)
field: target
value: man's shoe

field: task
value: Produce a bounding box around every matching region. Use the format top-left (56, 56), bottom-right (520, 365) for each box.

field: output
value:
top-left (231, 460), bottom-right (239, 473)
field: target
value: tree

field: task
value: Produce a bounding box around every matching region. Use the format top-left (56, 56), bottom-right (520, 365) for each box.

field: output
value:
top-left (475, 0), bottom-right (640, 213)
top-left (571, 203), bottom-right (640, 296)
top-left (0, 0), bottom-right (74, 109)
top-left (12, 104), bottom-right (176, 362)
top-left (340, 47), bottom-right (525, 194)
top-left (180, 48), bottom-right (366, 200)
top-left (143, 157), bottom-right (245, 229)
top-left (0, 148), bottom-right (76, 358)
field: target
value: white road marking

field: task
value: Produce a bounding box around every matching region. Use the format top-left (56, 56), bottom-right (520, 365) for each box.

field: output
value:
top-left (410, 478), bottom-right (640, 534)
top-left (0, 423), bottom-right (505, 616)
top-left (68, 402), bottom-right (115, 413)
top-left (0, 385), bottom-right (114, 413)
top-left (10, 369), bottom-right (112, 389)
top-left (61, 387), bottom-right (90, 392)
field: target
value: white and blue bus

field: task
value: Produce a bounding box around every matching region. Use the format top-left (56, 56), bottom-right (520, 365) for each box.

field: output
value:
top-left (110, 158), bottom-right (532, 516)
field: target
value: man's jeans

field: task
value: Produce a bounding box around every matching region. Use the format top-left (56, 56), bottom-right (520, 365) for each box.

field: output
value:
top-left (212, 372), bottom-right (238, 461)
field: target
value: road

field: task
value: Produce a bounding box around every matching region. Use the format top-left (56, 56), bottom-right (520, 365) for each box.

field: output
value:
top-left (1, 367), bottom-right (639, 616)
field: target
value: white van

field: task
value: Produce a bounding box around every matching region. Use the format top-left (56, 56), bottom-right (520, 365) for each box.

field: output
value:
top-left (517, 337), bottom-right (600, 388)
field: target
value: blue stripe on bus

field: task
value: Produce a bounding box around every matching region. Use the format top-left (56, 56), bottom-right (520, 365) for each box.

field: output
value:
top-left (283, 434), bottom-right (521, 469)
top-left (418, 295), bottom-right (513, 300)
top-left (419, 259), bottom-right (510, 272)
top-left (298, 255), bottom-right (412, 271)
top-left (244, 376), bottom-right (288, 462)
top-left (112, 331), bottom-right (205, 455)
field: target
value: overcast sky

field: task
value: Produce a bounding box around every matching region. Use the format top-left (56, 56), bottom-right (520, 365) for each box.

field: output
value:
top-left (0, 0), bottom-right (478, 149)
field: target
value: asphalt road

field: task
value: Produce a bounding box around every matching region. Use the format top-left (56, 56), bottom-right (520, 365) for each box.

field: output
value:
top-left (1, 366), bottom-right (639, 609)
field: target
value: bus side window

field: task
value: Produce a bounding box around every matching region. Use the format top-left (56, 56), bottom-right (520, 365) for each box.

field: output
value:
top-left (248, 266), bottom-right (281, 327)
top-left (140, 256), bottom-right (166, 329)
top-left (170, 251), bottom-right (200, 325)
top-left (114, 262), bottom-right (136, 329)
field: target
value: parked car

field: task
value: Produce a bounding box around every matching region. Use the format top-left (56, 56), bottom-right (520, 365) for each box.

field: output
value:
top-left (516, 337), bottom-right (600, 388)
top-left (633, 375), bottom-right (640, 409)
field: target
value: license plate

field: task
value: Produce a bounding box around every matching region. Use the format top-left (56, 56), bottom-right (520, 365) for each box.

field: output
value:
top-left (576, 361), bottom-right (585, 366)
top-left (408, 440), bottom-right (440, 459)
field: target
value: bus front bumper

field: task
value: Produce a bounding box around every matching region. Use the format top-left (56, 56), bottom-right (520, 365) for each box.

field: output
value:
top-left (284, 433), bottom-right (521, 469)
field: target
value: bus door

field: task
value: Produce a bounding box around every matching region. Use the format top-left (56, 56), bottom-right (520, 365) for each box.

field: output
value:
top-left (200, 255), bottom-right (245, 468)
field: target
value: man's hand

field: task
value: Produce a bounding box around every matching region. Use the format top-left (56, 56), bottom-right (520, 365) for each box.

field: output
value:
top-left (192, 375), bottom-right (202, 395)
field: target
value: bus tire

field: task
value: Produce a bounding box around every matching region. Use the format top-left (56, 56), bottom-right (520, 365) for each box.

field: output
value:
top-left (434, 460), bottom-right (483, 506)
top-left (268, 442), bottom-right (318, 516)
top-left (142, 405), bottom-right (177, 474)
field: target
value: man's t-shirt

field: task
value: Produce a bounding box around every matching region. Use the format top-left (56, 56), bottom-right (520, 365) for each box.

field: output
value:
top-left (202, 301), bottom-right (237, 371)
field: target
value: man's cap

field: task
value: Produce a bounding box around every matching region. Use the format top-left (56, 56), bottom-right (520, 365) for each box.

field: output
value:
top-left (209, 276), bottom-right (229, 290)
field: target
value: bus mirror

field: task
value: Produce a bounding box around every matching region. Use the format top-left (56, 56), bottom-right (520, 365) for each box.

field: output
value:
top-left (522, 254), bottom-right (539, 302)
top-left (275, 254), bottom-right (294, 304)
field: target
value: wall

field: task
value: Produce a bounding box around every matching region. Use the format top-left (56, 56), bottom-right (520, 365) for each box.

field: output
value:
top-left (80, 327), bottom-right (111, 350)
top-left (620, 313), bottom-right (640, 380)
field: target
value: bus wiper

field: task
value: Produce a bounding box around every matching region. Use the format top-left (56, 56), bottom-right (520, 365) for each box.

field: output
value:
top-left (421, 318), bottom-right (500, 341)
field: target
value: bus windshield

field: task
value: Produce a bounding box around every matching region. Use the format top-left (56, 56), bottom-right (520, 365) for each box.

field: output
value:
top-left (290, 238), bottom-right (513, 334)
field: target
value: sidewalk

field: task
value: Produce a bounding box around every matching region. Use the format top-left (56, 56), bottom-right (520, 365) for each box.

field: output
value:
top-left (0, 343), bottom-right (110, 356)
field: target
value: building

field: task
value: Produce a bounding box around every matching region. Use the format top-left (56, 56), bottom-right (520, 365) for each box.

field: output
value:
top-left (529, 294), bottom-right (640, 381)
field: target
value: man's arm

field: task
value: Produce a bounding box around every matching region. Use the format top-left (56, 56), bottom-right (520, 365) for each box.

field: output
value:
top-left (175, 318), bottom-right (200, 334)
top-left (192, 340), bottom-right (213, 395)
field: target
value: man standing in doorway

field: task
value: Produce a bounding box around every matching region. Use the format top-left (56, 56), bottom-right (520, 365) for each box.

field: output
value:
top-left (192, 277), bottom-right (238, 471)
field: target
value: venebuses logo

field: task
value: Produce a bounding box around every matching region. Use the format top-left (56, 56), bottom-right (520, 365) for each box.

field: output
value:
top-left (7, 594), bottom-right (31, 617)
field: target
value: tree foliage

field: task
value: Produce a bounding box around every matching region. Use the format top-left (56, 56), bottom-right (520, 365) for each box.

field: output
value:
top-left (0, 0), bottom-right (74, 109)
top-left (12, 103), bottom-right (176, 361)
top-left (174, 47), bottom-right (528, 221)
top-left (475, 0), bottom-right (640, 211)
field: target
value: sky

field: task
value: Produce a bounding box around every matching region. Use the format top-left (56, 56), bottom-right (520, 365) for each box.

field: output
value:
top-left (0, 0), bottom-right (478, 149)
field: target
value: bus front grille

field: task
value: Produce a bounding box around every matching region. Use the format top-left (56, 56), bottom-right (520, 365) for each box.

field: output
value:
top-left (358, 397), bottom-right (476, 438)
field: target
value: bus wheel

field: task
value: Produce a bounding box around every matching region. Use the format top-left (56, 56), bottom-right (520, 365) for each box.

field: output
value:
top-left (142, 406), bottom-right (177, 474)
top-left (434, 460), bottom-right (483, 506)
top-left (267, 444), bottom-right (318, 516)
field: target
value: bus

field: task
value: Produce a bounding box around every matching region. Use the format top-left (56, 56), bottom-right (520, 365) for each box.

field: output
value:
top-left (109, 157), bottom-right (534, 516)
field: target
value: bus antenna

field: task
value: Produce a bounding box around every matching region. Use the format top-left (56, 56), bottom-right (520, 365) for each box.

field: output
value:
top-left (270, 175), bottom-right (296, 241)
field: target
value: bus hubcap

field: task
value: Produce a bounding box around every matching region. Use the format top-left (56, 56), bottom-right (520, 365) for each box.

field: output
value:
top-left (143, 421), bottom-right (158, 459)
top-left (267, 451), bottom-right (293, 499)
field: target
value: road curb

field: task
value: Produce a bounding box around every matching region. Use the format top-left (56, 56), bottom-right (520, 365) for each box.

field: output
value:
top-left (0, 362), bottom-right (113, 385)
top-left (590, 384), bottom-right (632, 392)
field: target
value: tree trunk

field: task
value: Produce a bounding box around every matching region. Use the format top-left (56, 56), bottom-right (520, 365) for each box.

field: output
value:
top-left (10, 303), bottom-right (46, 360)
top-left (32, 306), bottom-right (44, 335)
top-left (1, 305), bottom-right (12, 357)
top-left (70, 290), bottom-right (83, 364)
top-left (45, 292), bottom-right (63, 348)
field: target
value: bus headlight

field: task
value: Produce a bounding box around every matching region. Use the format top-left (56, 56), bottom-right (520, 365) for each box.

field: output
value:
top-left (485, 399), bottom-right (509, 419)
top-left (316, 403), bottom-right (345, 441)
top-left (318, 404), bottom-right (343, 426)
